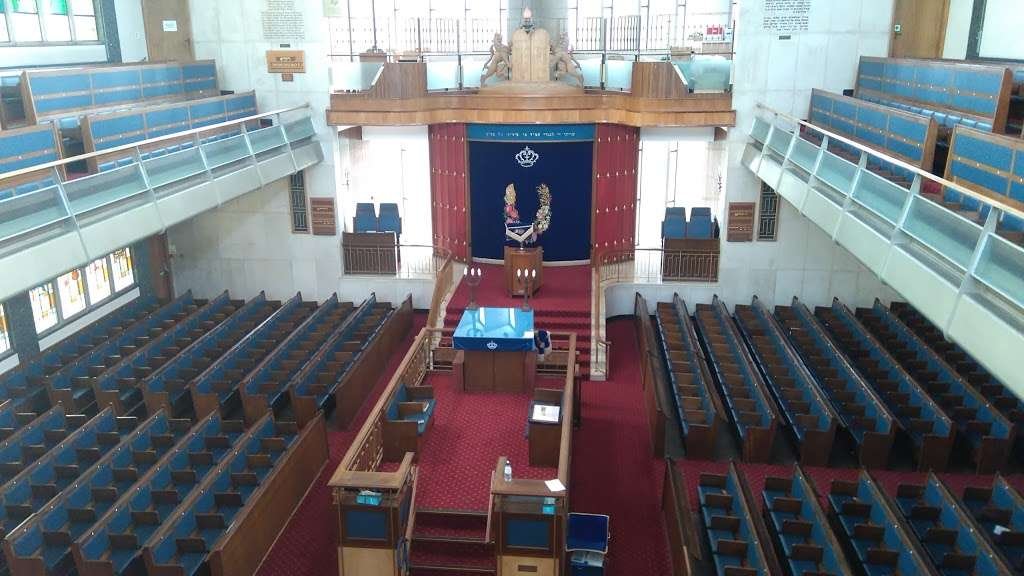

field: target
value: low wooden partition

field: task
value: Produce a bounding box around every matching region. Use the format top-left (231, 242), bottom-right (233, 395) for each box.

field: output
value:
top-left (333, 295), bottom-right (414, 428)
top-left (490, 333), bottom-right (576, 576)
top-left (661, 238), bottom-right (719, 282)
top-left (661, 459), bottom-right (701, 576)
top-left (329, 327), bottom-right (434, 576)
top-left (209, 415), bottom-right (329, 576)
top-left (343, 232), bottom-right (398, 275)
top-left (635, 292), bottom-right (668, 457)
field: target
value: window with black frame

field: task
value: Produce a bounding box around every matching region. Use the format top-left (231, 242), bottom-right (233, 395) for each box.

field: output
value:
top-left (757, 182), bottom-right (779, 241)
top-left (0, 0), bottom-right (99, 45)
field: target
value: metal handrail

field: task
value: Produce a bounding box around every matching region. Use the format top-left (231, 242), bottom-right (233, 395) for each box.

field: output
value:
top-left (755, 103), bottom-right (1024, 220)
top-left (0, 104), bottom-right (313, 183)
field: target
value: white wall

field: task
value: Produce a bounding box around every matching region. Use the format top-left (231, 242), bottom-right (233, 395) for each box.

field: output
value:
top-left (167, 0), bottom-right (343, 301)
top-left (716, 0), bottom-right (902, 310)
top-left (942, 0), bottom-right (973, 59)
top-left (115, 0), bottom-right (148, 62)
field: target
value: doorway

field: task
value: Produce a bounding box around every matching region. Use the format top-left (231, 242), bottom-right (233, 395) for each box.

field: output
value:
top-left (141, 0), bottom-right (194, 61)
top-left (891, 0), bottom-right (951, 59)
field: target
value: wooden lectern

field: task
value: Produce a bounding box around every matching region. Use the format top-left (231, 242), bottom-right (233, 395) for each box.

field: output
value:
top-left (504, 246), bottom-right (543, 296)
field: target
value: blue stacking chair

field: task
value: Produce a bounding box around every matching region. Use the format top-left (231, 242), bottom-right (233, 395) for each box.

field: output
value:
top-left (567, 513), bottom-right (610, 576)
top-left (378, 202), bottom-right (402, 235)
top-left (662, 207), bottom-right (687, 239)
top-left (687, 207), bottom-right (713, 239)
top-left (354, 203), bottom-right (378, 232)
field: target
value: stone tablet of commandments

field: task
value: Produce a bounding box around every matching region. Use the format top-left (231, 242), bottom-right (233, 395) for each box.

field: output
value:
top-left (511, 27), bottom-right (551, 82)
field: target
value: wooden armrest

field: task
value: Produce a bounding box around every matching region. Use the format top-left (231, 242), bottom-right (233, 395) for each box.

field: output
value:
top-left (533, 388), bottom-right (563, 404)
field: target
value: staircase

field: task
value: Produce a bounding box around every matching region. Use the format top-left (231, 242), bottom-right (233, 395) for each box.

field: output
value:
top-left (410, 509), bottom-right (495, 575)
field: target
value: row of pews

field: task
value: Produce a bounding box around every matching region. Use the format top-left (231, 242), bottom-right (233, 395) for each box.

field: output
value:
top-left (666, 460), bottom-right (1024, 576)
top-left (0, 286), bottom-right (413, 576)
top-left (801, 56), bottom-right (1024, 245)
top-left (646, 293), bottom-right (1020, 473)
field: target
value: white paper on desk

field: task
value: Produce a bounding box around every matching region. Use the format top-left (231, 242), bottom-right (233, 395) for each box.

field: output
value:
top-left (545, 479), bottom-right (565, 492)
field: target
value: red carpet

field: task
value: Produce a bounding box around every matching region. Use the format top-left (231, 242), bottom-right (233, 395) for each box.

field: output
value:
top-left (444, 264), bottom-right (592, 376)
top-left (570, 319), bottom-right (673, 575)
top-left (414, 372), bottom-right (561, 512)
top-left (257, 312), bottom-right (427, 576)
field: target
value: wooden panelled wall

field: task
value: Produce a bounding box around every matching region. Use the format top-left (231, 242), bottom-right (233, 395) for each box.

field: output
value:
top-left (428, 124), bottom-right (469, 261)
top-left (593, 124), bottom-right (639, 260)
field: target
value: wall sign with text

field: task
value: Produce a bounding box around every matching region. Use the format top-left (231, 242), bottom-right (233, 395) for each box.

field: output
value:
top-left (310, 198), bottom-right (337, 236)
top-left (727, 202), bottom-right (756, 242)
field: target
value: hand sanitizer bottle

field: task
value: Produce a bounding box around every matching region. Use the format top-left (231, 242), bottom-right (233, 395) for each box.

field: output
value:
top-left (503, 460), bottom-right (512, 482)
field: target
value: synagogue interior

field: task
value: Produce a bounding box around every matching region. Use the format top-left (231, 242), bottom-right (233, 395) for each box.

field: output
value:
top-left (0, 0), bottom-right (1023, 575)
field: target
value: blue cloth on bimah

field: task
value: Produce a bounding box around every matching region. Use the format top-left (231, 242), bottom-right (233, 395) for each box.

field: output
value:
top-left (452, 307), bottom-right (535, 351)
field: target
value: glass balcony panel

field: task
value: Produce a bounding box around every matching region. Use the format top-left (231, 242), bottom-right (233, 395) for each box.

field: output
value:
top-left (605, 59), bottom-right (633, 91)
top-left (767, 128), bottom-right (792, 156)
top-left (674, 55), bottom-right (732, 92)
top-left (903, 196), bottom-right (982, 270)
top-left (578, 55), bottom-right (603, 88)
top-left (201, 134), bottom-right (250, 170)
top-left (750, 118), bottom-right (771, 144)
top-left (853, 171), bottom-right (908, 224)
top-left (331, 62), bottom-right (384, 92)
top-left (0, 186), bottom-right (69, 243)
top-left (426, 58), bottom-right (461, 91)
top-left (247, 125), bottom-right (288, 154)
top-left (64, 165), bottom-right (148, 216)
top-left (974, 235), bottom-right (1024, 308)
top-left (461, 56), bottom-right (490, 89)
top-left (284, 117), bottom-right (316, 143)
top-left (144, 147), bottom-right (207, 189)
top-left (815, 151), bottom-right (857, 195)
top-left (788, 136), bottom-right (819, 173)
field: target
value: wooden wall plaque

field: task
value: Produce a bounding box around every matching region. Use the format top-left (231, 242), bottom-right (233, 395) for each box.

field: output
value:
top-left (727, 202), bottom-right (756, 242)
top-left (266, 50), bottom-right (306, 74)
top-left (310, 197), bottom-right (337, 236)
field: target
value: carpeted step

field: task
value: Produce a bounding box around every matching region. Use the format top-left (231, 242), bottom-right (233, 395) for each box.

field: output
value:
top-left (414, 509), bottom-right (489, 542)
top-left (410, 539), bottom-right (496, 573)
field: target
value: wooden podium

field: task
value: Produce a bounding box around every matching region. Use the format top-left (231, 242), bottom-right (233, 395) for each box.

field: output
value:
top-left (504, 246), bottom-right (543, 296)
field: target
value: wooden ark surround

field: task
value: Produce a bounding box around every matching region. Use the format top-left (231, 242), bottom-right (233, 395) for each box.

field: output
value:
top-left (327, 62), bottom-right (735, 128)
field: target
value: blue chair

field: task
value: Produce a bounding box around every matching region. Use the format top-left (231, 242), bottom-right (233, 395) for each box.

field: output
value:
top-left (567, 513), bottom-right (609, 576)
top-left (662, 207), bottom-right (687, 239)
top-left (378, 202), bottom-right (402, 235)
top-left (687, 208), bottom-right (713, 239)
top-left (354, 203), bottom-right (378, 233)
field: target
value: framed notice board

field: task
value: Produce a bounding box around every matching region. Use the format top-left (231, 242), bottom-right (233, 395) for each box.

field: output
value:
top-left (310, 197), bottom-right (337, 236)
top-left (727, 202), bottom-right (755, 242)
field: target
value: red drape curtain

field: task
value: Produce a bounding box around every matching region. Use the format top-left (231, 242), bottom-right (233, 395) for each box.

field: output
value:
top-left (428, 124), bottom-right (469, 261)
top-left (593, 124), bottom-right (639, 262)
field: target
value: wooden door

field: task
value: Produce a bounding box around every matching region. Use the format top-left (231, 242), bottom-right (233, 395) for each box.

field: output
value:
top-left (891, 0), bottom-right (950, 59)
top-left (141, 0), bottom-right (194, 61)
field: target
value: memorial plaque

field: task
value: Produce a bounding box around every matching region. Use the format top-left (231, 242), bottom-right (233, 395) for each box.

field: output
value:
top-left (727, 202), bottom-right (756, 242)
top-left (266, 50), bottom-right (306, 74)
top-left (310, 198), bottom-right (337, 236)
top-left (261, 0), bottom-right (305, 41)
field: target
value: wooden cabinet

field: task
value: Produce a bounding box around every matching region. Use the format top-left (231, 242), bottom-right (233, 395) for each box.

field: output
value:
top-left (504, 246), bottom-right (543, 296)
top-left (500, 555), bottom-right (557, 576)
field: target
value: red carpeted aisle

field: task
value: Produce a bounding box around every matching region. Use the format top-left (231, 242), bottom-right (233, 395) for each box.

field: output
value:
top-left (570, 318), bottom-right (673, 575)
top-left (413, 372), bottom-right (560, 512)
top-left (256, 312), bottom-right (427, 576)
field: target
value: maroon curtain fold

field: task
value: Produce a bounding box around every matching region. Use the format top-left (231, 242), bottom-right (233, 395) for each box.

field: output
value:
top-left (429, 124), bottom-right (469, 261)
top-left (593, 124), bottom-right (639, 262)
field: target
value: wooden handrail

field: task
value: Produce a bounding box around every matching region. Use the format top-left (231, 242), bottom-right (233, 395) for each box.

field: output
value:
top-left (426, 255), bottom-right (454, 328)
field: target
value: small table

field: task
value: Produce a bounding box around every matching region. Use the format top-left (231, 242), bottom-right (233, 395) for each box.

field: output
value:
top-left (453, 307), bottom-right (535, 393)
top-left (528, 401), bottom-right (562, 468)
